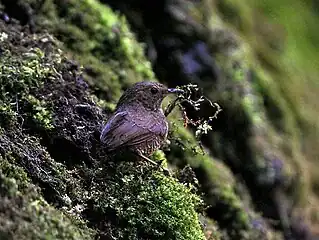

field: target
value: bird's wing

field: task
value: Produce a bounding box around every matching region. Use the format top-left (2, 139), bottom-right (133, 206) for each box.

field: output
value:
top-left (100, 111), bottom-right (167, 151)
top-left (100, 111), bottom-right (127, 147)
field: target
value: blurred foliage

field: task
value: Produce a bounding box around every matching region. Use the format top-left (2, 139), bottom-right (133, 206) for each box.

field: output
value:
top-left (215, 0), bottom-right (319, 230)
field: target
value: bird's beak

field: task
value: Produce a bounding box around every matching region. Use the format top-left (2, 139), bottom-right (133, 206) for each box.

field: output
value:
top-left (167, 88), bottom-right (184, 94)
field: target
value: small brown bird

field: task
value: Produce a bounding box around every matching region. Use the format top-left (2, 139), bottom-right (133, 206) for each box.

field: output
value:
top-left (100, 81), bottom-right (182, 165)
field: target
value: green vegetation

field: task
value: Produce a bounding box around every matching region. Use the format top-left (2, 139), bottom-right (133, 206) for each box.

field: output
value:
top-left (0, 47), bottom-right (55, 130)
top-left (166, 122), bottom-right (258, 239)
top-left (216, 0), bottom-right (319, 220)
top-left (0, 1), bottom-right (211, 239)
top-left (37, 0), bottom-right (154, 102)
top-left (0, 158), bottom-right (96, 240)
top-left (92, 165), bottom-right (205, 240)
top-left (1, 0), bottom-right (317, 238)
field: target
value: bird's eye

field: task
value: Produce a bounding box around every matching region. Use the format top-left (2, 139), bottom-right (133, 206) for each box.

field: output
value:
top-left (150, 87), bottom-right (158, 94)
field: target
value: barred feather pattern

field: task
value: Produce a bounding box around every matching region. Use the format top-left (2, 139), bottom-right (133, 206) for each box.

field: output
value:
top-left (100, 108), bottom-right (168, 156)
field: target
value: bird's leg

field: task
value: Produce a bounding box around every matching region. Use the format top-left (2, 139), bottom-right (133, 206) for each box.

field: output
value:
top-left (134, 152), bottom-right (171, 176)
top-left (137, 152), bottom-right (158, 166)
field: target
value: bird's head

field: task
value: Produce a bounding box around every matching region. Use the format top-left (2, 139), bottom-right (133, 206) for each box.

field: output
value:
top-left (116, 81), bottom-right (182, 111)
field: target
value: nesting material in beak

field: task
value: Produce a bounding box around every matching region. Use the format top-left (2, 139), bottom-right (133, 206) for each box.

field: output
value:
top-left (167, 88), bottom-right (184, 94)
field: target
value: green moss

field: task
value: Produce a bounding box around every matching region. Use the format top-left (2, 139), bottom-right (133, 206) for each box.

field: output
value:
top-left (35, 0), bottom-right (154, 102)
top-left (0, 104), bottom-right (18, 128)
top-left (0, 156), bottom-right (30, 191)
top-left (0, 0), bottom-right (267, 238)
top-left (25, 95), bottom-right (54, 130)
top-left (166, 123), bottom-right (253, 238)
top-left (0, 46), bottom-right (60, 130)
top-left (0, 159), bottom-right (96, 240)
top-left (0, 51), bottom-right (46, 97)
top-left (93, 167), bottom-right (205, 240)
top-left (150, 150), bottom-right (168, 167)
top-left (0, 8), bottom-right (217, 238)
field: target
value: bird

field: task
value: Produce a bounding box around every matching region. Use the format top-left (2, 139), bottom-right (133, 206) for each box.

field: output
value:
top-left (100, 81), bottom-right (182, 166)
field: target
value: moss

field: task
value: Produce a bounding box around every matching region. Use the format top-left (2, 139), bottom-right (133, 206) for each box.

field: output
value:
top-left (0, 159), bottom-right (96, 240)
top-left (150, 150), bottom-right (168, 167)
top-left (0, 42), bottom-right (60, 130)
top-left (213, 0), bottom-right (308, 206)
top-left (89, 164), bottom-right (205, 240)
top-left (166, 121), bottom-right (258, 239)
top-left (30, 0), bottom-right (155, 102)
top-left (0, 7), bottom-right (213, 239)
top-left (2, 0), bottom-right (293, 238)
top-left (0, 104), bottom-right (18, 129)
top-left (0, 155), bottom-right (30, 191)
top-left (25, 95), bottom-right (54, 130)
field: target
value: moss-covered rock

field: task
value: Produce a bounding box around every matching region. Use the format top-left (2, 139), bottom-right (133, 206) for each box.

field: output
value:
top-left (0, 158), bottom-right (96, 240)
top-left (86, 164), bottom-right (205, 239)
top-left (2, 0), bottom-right (315, 238)
top-left (31, 0), bottom-right (154, 102)
top-left (0, 2), bottom-right (211, 239)
top-left (85, 0), bottom-right (319, 238)
top-left (167, 123), bottom-right (263, 239)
